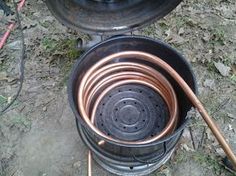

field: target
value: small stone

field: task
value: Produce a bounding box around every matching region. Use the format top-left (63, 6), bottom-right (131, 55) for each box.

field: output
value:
top-left (73, 161), bottom-right (81, 169)
top-left (178, 27), bottom-right (185, 35)
top-left (214, 62), bottom-right (231, 77)
top-left (216, 148), bottom-right (225, 157)
top-left (7, 96), bottom-right (12, 103)
top-left (182, 128), bottom-right (191, 139)
top-left (202, 33), bottom-right (210, 42)
top-left (7, 40), bottom-right (22, 50)
top-left (181, 144), bottom-right (194, 152)
top-left (228, 124), bottom-right (233, 131)
top-left (165, 29), bottom-right (171, 37)
top-left (43, 106), bottom-right (47, 112)
top-left (203, 79), bottom-right (215, 90)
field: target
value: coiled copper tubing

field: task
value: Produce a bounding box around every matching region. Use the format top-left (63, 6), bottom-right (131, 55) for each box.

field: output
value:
top-left (78, 60), bottom-right (178, 144)
top-left (77, 51), bottom-right (236, 167)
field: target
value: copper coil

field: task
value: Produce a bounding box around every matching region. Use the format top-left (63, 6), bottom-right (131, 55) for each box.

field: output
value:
top-left (84, 62), bottom-right (173, 108)
top-left (77, 51), bottom-right (178, 145)
top-left (77, 51), bottom-right (236, 167)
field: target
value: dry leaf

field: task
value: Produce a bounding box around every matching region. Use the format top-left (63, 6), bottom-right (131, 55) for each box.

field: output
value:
top-left (214, 62), bottom-right (231, 76)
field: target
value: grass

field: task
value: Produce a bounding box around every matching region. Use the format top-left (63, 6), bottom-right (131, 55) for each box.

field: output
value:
top-left (0, 114), bottom-right (32, 132)
top-left (41, 37), bottom-right (58, 53)
top-left (41, 37), bottom-right (82, 88)
top-left (41, 37), bottom-right (81, 60)
top-left (0, 95), bottom-right (19, 111)
top-left (209, 27), bottom-right (225, 46)
top-left (206, 62), bottom-right (217, 72)
top-left (193, 152), bottom-right (235, 176)
top-left (230, 74), bottom-right (236, 83)
top-left (172, 150), bottom-right (235, 176)
top-left (0, 95), bottom-right (7, 107)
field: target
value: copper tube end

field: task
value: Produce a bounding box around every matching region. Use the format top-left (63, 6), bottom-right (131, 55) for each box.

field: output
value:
top-left (88, 150), bottom-right (92, 176)
top-left (98, 140), bottom-right (105, 146)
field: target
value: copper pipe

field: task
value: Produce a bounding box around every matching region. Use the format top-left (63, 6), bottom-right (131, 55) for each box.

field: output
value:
top-left (78, 51), bottom-right (236, 167)
top-left (79, 64), bottom-right (178, 143)
top-left (84, 62), bottom-right (168, 90)
top-left (85, 68), bottom-right (178, 136)
top-left (78, 51), bottom-right (177, 144)
top-left (83, 62), bottom-right (172, 106)
top-left (98, 140), bottom-right (105, 146)
top-left (87, 72), bottom-right (176, 122)
top-left (124, 51), bottom-right (236, 166)
top-left (85, 63), bottom-right (177, 149)
top-left (88, 150), bottom-right (92, 176)
top-left (86, 72), bottom-right (172, 114)
top-left (85, 71), bottom-right (174, 114)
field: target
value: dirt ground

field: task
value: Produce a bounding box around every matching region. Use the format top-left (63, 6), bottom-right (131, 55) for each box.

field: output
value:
top-left (0, 0), bottom-right (236, 176)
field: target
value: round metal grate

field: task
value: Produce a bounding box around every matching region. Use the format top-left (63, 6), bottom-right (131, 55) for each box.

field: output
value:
top-left (95, 84), bottom-right (169, 141)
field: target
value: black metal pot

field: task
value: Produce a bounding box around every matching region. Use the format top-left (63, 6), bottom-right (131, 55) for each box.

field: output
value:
top-left (68, 36), bottom-right (197, 175)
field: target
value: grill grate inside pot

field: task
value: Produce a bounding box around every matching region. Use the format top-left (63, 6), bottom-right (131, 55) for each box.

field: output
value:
top-left (95, 84), bottom-right (169, 141)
